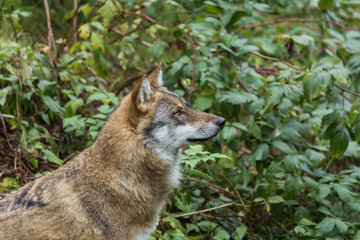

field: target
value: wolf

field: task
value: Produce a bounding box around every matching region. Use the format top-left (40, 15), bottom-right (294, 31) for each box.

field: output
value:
top-left (0, 63), bottom-right (225, 240)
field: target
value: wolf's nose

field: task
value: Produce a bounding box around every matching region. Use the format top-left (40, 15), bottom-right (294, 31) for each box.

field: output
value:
top-left (215, 117), bottom-right (226, 128)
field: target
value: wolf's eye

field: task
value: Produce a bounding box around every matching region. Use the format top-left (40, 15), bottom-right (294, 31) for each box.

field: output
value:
top-left (174, 109), bottom-right (182, 116)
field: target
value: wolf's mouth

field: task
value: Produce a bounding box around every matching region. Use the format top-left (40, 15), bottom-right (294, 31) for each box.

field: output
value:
top-left (186, 133), bottom-right (219, 143)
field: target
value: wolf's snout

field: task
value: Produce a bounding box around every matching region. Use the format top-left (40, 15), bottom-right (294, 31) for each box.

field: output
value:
top-left (215, 117), bottom-right (226, 129)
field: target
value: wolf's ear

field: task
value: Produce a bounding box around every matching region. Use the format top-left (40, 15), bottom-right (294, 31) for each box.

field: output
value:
top-left (148, 63), bottom-right (163, 88)
top-left (131, 76), bottom-right (152, 112)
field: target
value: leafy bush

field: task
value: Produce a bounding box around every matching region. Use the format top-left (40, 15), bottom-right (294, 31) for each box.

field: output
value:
top-left (1, 0), bottom-right (360, 239)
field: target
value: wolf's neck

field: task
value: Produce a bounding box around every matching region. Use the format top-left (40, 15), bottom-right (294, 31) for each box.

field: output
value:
top-left (149, 146), bottom-right (182, 188)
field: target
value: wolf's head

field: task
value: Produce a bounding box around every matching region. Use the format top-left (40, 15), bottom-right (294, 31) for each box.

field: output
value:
top-left (128, 64), bottom-right (225, 154)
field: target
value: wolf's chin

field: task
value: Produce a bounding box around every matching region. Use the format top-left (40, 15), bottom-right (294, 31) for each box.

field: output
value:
top-left (186, 132), bottom-right (219, 143)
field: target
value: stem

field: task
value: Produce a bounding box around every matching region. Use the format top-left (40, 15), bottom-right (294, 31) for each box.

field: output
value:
top-left (249, 51), bottom-right (360, 99)
top-left (43, 0), bottom-right (57, 64)
top-left (73, 0), bottom-right (77, 43)
top-left (234, 17), bottom-right (360, 33)
top-left (175, 202), bottom-right (235, 218)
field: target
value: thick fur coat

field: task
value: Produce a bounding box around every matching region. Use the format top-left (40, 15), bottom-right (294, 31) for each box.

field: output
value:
top-left (0, 64), bottom-right (225, 240)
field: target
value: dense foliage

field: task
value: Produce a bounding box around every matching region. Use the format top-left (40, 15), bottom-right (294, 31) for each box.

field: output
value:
top-left (1, 0), bottom-right (360, 239)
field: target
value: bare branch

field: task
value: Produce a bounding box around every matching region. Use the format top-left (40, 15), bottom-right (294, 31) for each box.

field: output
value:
top-left (175, 202), bottom-right (236, 218)
top-left (234, 17), bottom-right (360, 33)
top-left (73, 0), bottom-right (77, 43)
top-left (334, 83), bottom-right (360, 98)
top-left (43, 0), bottom-right (57, 64)
top-left (249, 51), bottom-right (307, 72)
top-left (249, 51), bottom-right (360, 99)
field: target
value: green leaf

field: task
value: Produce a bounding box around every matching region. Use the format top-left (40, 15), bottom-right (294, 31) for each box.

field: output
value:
top-left (303, 73), bottom-right (321, 102)
top-left (231, 38), bottom-right (247, 48)
top-left (221, 126), bottom-right (237, 141)
top-left (38, 80), bottom-right (58, 95)
top-left (232, 122), bottom-right (248, 132)
top-left (64, 98), bottom-right (84, 117)
top-left (248, 143), bottom-right (269, 164)
top-left (218, 43), bottom-right (238, 56)
top-left (35, 53), bottom-right (52, 68)
top-left (330, 130), bottom-right (349, 158)
top-left (22, 61), bottom-right (32, 81)
top-left (317, 184), bottom-right (331, 200)
top-left (292, 34), bottom-right (314, 46)
top-left (198, 221), bottom-right (217, 232)
top-left (306, 149), bottom-right (325, 166)
top-left (165, 229), bottom-right (186, 238)
top-left (316, 217), bottom-right (336, 234)
top-left (148, 42), bottom-right (164, 59)
top-left (355, 230), bottom-right (360, 240)
top-left (319, 0), bottom-right (333, 8)
top-left (205, 5), bottom-right (223, 14)
top-left (42, 149), bottom-right (63, 165)
top-left (334, 184), bottom-right (357, 202)
top-left (187, 22), bottom-right (217, 37)
top-left (300, 218), bottom-right (317, 226)
top-left (234, 225), bottom-right (247, 240)
top-left (252, 3), bottom-right (272, 12)
top-left (267, 195), bottom-right (285, 203)
top-left (273, 141), bottom-right (294, 154)
top-left (285, 176), bottom-right (302, 197)
top-left (86, 92), bottom-right (108, 104)
top-left (90, 32), bottom-right (105, 52)
top-left (334, 218), bottom-right (348, 233)
top-left (322, 110), bottom-right (340, 126)
top-left (250, 124), bottom-right (262, 141)
top-left (221, 91), bottom-right (247, 104)
top-left (168, 61), bottom-right (183, 75)
top-left (99, 0), bottom-right (115, 26)
top-left (90, 21), bottom-right (106, 33)
top-left (213, 229), bottom-right (230, 240)
top-left (78, 24), bottom-right (91, 40)
top-left (283, 155), bottom-right (300, 173)
top-left (210, 153), bottom-right (232, 160)
top-left (193, 96), bottom-right (213, 111)
top-left (0, 87), bottom-right (10, 106)
top-left (0, 177), bottom-right (20, 192)
top-left (184, 144), bottom-right (205, 156)
top-left (42, 96), bottom-right (66, 115)
top-left (238, 45), bottom-right (259, 55)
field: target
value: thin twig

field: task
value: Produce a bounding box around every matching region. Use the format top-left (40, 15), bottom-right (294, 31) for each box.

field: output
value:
top-left (109, 27), bottom-right (139, 44)
top-left (124, 11), bottom-right (173, 28)
top-left (85, 65), bottom-right (106, 91)
top-left (250, 51), bottom-right (360, 98)
top-left (73, 0), bottom-right (77, 43)
top-left (249, 51), bottom-right (307, 72)
top-left (271, 217), bottom-right (295, 236)
top-left (238, 79), bottom-right (251, 94)
top-left (174, 202), bottom-right (235, 218)
top-left (43, 0), bottom-right (57, 64)
top-left (209, 162), bottom-right (248, 210)
top-left (334, 83), bottom-right (360, 98)
top-left (115, 68), bottom-right (154, 96)
top-left (234, 17), bottom-right (360, 33)
top-left (185, 34), bottom-right (196, 102)
top-left (16, 67), bottom-right (23, 127)
top-left (0, 113), bottom-right (33, 177)
top-left (188, 177), bottom-right (239, 199)
top-left (57, 0), bottom-right (85, 56)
